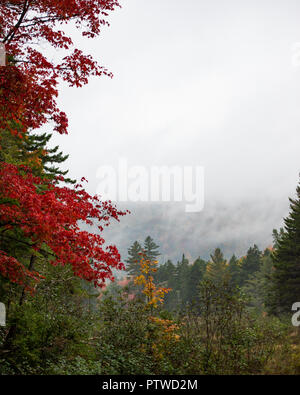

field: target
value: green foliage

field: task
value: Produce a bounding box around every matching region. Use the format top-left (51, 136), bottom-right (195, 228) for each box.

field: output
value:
top-left (143, 236), bottom-right (160, 262)
top-left (174, 254), bottom-right (190, 305)
top-left (239, 245), bottom-right (262, 285)
top-left (269, 178), bottom-right (300, 314)
top-left (205, 248), bottom-right (229, 285)
top-left (0, 129), bottom-right (24, 165)
top-left (126, 236), bottom-right (160, 278)
top-left (228, 254), bottom-right (241, 287)
top-left (0, 248), bottom-right (296, 375)
top-left (96, 292), bottom-right (154, 374)
top-left (125, 240), bottom-right (142, 276)
top-left (0, 263), bottom-right (98, 374)
top-left (0, 129), bottom-right (75, 183)
top-left (177, 279), bottom-right (286, 374)
top-left (184, 257), bottom-right (206, 305)
top-left (242, 249), bottom-right (274, 312)
top-left (23, 132), bottom-right (76, 184)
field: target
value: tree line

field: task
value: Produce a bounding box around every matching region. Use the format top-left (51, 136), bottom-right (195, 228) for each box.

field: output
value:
top-left (124, 220), bottom-right (299, 316)
top-left (1, 0), bottom-right (300, 375)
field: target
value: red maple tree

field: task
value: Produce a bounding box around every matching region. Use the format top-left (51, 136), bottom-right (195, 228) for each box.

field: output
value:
top-left (0, 162), bottom-right (127, 290)
top-left (0, 1), bottom-right (128, 291)
top-left (0, 0), bottom-right (121, 135)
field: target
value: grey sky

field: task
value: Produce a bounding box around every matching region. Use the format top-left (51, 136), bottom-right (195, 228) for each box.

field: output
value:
top-left (49, 0), bottom-right (300, 262)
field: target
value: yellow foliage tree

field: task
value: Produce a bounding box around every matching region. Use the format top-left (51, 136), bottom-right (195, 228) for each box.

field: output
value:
top-left (134, 253), bottom-right (171, 309)
top-left (133, 252), bottom-right (180, 367)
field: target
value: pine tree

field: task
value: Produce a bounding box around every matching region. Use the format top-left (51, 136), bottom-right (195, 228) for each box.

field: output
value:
top-left (0, 130), bottom-right (75, 183)
top-left (205, 248), bottom-right (229, 284)
top-left (0, 129), bottom-right (24, 165)
top-left (185, 257), bottom-right (207, 304)
top-left (165, 260), bottom-right (177, 288)
top-left (272, 228), bottom-right (285, 249)
top-left (228, 254), bottom-right (241, 287)
top-left (239, 245), bottom-right (262, 285)
top-left (175, 254), bottom-right (190, 306)
top-left (143, 236), bottom-right (160, 262)
top-left (155, 259), bottom-right (178, 310)
top-left (269, 178), bottom-right (300, 314)
top-left (243, 249), bottom-right (274, 311)
top-left (125, 241), bottom-right (142, 276)
top-left (156, 259), bottom-right (174, 283)
top-left (23, 132), bottom-right (76, 184)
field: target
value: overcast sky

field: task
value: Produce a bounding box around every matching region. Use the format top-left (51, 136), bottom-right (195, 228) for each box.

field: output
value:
top-left (49, 0), bottom-right (300, 262)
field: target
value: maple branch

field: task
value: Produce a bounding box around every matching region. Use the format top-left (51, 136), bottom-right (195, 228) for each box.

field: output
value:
top-left (13, 59), bottom-right (35, 63)
top-left (21, 14), bottom-right (79, 28)
top-left (3, 0), bottom-right (31, 44)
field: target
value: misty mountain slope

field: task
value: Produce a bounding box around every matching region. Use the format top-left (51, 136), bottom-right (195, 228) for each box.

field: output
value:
top-left (100, 197), bottom-right (289, 263)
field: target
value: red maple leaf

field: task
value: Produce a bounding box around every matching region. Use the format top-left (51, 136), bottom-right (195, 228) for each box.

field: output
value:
top-left (0, 0), bottom-right (120, 135)
top-left (0, 162), bottom-right (128, 290)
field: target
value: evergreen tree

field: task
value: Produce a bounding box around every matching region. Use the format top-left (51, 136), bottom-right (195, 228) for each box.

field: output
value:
top-left (156, 259), bottom-right (174, 283)
top-left (228, 254), bottom-right (241, 287)
top-left (175, 254), bottom-right (190, 306)
top-left (205, 248), bottom-right (228, 284)
top-left (164, 259), bottom-right (178, 293)
top-left (143, 236), bottom-right (160, 262)
top-left (23, 132), bottom-right (76, 184)
top-left (269, 178), bottom-right (300, 314)
top-left (243, 249), bottom-right (274, 311)
top-left (156, 259), bottom-right (178, 310)
top-left (0, 129), bottom-right (24, 165)
top-left (272, 228), bottom-right (285, 249)
top-left (239, 245), bottom-right (262, 285)
top-left (0, 130), bottom-right (75, 183)
top-left (125, 241), bottom-right (142, 276)
top-left (185, 257), bottom-right (207, 304)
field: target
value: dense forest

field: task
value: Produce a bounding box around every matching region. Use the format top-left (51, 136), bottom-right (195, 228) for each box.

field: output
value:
top-left (1, 0), bottom-right (300, 376)
top-left (1, 177), bottom-right (300, 374)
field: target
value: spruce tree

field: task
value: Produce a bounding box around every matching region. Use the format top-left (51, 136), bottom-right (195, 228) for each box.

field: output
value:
top-left (164, 259), bottom-right (177, 290)
top-left (156, 259), bottom-right (177, 310)
top-left (175, 254), bottom-right (190, 306)
top-left (270, 178), bottom-right (300, 314)
top-left (243, 249), bottom-right (274, 311)
top-left (156, 259), bottom-right (174, 283)
top-left (239, 245), bottom-right (262, 285)
top-left (125, 241), bottom-right (142, 276)
top-left (185, 257), bottom-right (207, 304)
top-left (205, 248), bottom-right (229, 284)
top-left (143, 236), bottom-right (160, 262)
top-left (272, 228), bottom-right (285, 249)
top-left (228, 254), bottom-right (241, 287)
